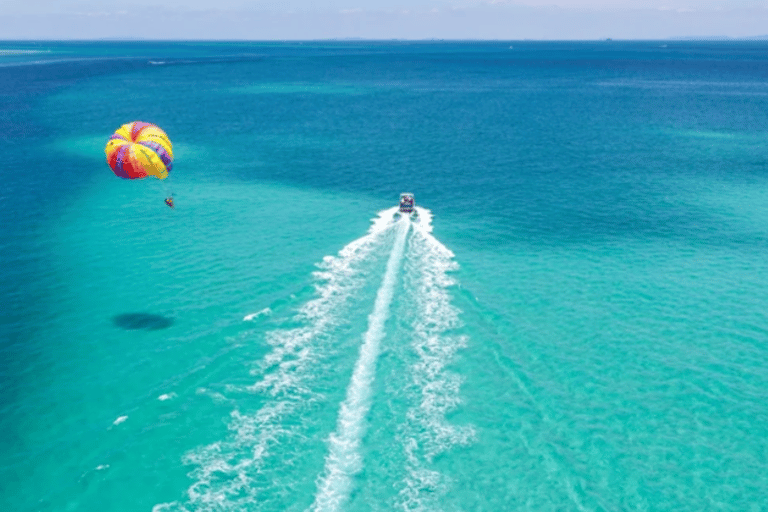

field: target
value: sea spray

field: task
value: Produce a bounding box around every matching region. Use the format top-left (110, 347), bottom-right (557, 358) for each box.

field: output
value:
top-left (311, 218), bottom-right (410, 512)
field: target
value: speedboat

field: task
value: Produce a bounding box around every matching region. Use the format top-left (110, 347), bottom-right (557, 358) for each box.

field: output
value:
top-left (394, 193), bottom-right (418, 220)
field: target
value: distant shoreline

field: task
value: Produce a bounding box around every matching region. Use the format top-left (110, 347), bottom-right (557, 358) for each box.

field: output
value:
top-left (1, 37), bottom-right (767, 43)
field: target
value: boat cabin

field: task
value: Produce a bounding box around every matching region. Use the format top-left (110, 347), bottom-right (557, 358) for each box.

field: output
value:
top-left (399, 193), bottom-right (415, 213)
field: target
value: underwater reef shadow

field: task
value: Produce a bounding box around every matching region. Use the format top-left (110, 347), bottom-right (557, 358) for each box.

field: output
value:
top-left (112, 313), bottom-right (174, 331)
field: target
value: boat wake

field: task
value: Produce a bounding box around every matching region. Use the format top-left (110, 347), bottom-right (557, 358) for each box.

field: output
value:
top-left (311, 218), bottom-right (410, 511)
top-left (154, 205), bottom-right (472, 512)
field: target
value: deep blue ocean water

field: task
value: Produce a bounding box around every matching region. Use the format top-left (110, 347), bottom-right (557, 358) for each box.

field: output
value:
top-left (2, 40), bottom-right (768, 511)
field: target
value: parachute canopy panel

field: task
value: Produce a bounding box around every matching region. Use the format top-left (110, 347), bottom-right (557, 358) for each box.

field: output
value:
top-left (105, 121), bottom-right (173, 180)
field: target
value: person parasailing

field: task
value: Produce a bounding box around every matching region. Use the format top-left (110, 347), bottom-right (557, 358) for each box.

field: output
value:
top-left (104, 121), bottom-right (175, 208)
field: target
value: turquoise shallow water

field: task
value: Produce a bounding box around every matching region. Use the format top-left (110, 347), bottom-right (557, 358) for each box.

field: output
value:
top-left (2, 41), bottom-right (768, 511)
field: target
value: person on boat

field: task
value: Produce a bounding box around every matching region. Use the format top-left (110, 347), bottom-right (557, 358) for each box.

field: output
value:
top-left (165, 196), bottom-right (174, 209)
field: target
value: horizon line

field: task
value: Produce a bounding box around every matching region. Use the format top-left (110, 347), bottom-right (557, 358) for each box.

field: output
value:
top-left (2, 36), bottom-right (768, 42)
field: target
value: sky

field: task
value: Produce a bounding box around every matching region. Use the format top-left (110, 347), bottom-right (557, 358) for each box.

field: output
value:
top-left (1, 0), bottom-right (768, 40)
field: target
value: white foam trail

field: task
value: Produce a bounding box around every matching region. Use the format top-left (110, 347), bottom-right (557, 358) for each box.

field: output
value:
top-left (311, 218), bottom-right (410, 512)
top-left (243, 307), bottom-right (272, 321)
top-left (0, 49), bottom-right (50, 55)
top-left (374, 206), bottom-right (402, 231)
top-left (397, 218), bottom-right (475, 511)
top-left (412, 206), bottom-right (434, 234)
top-left (112, 415), bottom-right (128, 426)
top-left (156, 210), bottom-right (398, 512)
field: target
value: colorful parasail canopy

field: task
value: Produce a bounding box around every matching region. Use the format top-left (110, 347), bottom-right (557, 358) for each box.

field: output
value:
top-left (105, 121), bottom-right (173, 180)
